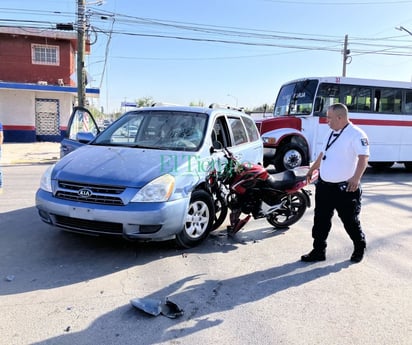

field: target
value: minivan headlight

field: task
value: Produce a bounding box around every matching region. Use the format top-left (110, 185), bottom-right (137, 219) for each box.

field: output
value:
top-left (40, 164), bottom-right (54, 193)
top-left (131, 174), bottom-right (175, 202)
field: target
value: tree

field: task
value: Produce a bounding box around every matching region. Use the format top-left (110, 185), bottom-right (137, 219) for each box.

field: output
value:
top-left (89, 105), bottom-right (104, 121)
top-left (189, 100), bottom-right (205, 107)
top-left (251, 103), bottom-right (273, 113)
top-left (136, 96), bottom-right (155, 107)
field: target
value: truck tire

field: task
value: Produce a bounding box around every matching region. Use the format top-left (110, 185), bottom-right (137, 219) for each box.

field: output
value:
top-left (274, 143), bottom-right (307, 172)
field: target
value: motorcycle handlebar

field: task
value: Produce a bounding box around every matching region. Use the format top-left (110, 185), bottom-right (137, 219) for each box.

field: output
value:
top-left (223, 147), bottom-right (234, 159)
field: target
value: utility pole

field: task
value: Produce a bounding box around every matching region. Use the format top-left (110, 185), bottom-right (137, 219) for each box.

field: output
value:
top-left (342, 34), bottom-right (350, 77)
top-left (77, 0), bottom-right (86, 107)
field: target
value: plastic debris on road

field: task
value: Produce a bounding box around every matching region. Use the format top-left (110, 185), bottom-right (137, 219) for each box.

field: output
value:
top-left (130, 297), bottom-right (184, 319)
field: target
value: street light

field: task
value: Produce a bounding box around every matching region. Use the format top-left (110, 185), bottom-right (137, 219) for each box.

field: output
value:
top-left (395, 26), bottom-right (412, 36)
top-left (227, 94), bottom-right (238, 107)
top-left (396, 26), bottom-right (412, 82)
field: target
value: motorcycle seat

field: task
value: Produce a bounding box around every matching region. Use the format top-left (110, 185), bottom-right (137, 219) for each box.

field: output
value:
top-left (266, 170), bottom-right (306, 190)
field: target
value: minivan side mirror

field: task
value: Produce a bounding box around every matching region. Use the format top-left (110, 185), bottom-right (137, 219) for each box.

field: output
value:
top-left (76, 132), bottom-right (95, 144)
top-left (210, 140), bottom-right (222, 154)
top-left (213, 140), bottom-right (222, 149)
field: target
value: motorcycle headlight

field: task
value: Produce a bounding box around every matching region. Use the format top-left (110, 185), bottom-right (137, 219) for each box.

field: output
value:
top-left (131, 174), bottom-right (175, 202)
top-left (40, 164), bottom-right (54, 193)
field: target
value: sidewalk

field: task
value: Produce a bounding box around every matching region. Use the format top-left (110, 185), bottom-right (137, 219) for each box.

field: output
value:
top-left (1, 142), bottom-right (60, 165)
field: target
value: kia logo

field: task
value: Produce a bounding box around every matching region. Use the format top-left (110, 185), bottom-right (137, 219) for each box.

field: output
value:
top-left (78, 188), bottom-right (93, 198)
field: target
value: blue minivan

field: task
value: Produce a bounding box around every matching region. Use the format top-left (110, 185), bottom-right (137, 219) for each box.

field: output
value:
top-left (36, 105), bottom-right (263, 248)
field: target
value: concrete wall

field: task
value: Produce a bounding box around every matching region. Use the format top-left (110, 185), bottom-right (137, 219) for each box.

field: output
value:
top-left (0, 89), bottom-right (75, 142)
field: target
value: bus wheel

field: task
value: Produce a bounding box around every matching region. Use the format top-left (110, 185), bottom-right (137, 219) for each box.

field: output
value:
top-left (274, 143), bottom-right (307, 172)
top-left (368, 162), bottom-right (394, 170)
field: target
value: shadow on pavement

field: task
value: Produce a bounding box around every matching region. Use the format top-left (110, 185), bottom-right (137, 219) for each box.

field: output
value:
top-left (31, 260), bottom-right (351, 345)
top-left (0, 206), bottom-right (241, 296)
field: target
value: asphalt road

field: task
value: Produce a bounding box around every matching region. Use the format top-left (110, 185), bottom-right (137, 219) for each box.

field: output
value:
top-left (0, 162), bottom-right (411, 345)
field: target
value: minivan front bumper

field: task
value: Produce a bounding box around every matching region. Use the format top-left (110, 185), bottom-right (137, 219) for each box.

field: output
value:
top-left (36, 189), bottom-right (189, 241)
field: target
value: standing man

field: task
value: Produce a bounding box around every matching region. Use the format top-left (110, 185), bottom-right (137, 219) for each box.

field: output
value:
top-left (302, 103), bottom-right (370, 263)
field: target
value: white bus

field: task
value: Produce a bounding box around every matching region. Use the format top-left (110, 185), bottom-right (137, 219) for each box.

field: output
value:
top-left (256, 76), bottom-right (412, 171)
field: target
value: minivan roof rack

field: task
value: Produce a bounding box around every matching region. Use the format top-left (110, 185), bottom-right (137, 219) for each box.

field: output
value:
top-left (208, 103), bottom-right (244, 112)
top-left (151, 102), bottom-right (182, 107)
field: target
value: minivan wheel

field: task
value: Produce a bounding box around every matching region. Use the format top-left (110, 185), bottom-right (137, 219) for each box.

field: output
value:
top-left (175, 190), bottom-right (215, 248)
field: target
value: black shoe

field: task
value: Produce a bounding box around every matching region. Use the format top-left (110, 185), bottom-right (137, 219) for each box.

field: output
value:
top-left (301, 250), bottom-right (326, 262)
top-left (350, 246), bottom-right (365, 263)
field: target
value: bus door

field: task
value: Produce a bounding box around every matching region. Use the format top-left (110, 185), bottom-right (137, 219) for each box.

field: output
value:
top-left (311, 83), bottom-right (340, 161)
top-left (363, 88), bottom-right (403, 162)
top-left (399, 89), bottom-right (412, 162)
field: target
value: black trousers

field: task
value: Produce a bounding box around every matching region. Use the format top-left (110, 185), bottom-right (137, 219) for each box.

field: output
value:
top-left (312, 179), bottom-right (366, 250)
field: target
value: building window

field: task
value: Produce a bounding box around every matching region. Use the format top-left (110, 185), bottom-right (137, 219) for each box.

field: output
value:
top-left (31, 44), bottom-right (59, 65)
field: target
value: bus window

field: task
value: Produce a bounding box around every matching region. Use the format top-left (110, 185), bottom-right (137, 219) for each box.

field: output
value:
top-left (315, 83), bottom-right (340, 116)
top-left (376, 88), bottom-right (402, 113)
top-left (405, 90), bottom-right (412, 113)
top-left (357, 87), bottom-right (372, 111)
top-left (274, 83), bottom-right (295, 116)
top-left (341, 85), bottom-right (372, 112)
top-left (342, 85), bottom-right (357, 110)
top-left (274, 79), bottom-right (318, 116)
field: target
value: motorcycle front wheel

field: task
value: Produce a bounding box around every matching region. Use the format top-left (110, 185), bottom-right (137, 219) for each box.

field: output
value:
top-left (211, 193), bottom-right (228, 230)
top-left (266, 192), bottom-right (307, 228)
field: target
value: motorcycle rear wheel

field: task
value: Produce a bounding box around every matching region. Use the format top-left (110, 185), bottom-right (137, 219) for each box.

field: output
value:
top-left (266, 192), bottom-right (307, 228)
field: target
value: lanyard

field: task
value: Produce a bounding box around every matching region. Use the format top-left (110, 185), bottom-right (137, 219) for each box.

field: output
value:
top-left (323, 123), bottom-right (349, 160)
top-left (325, 123), bottom-right (349, 152)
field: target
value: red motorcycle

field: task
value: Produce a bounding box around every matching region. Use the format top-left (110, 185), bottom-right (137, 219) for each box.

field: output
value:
top-left (207, 148), bottom-right (318, 235)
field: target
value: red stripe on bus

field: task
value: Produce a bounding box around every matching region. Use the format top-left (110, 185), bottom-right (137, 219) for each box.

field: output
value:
top-left (3, 125), bottom-right (35, 130)
top-left (3, 125), bottom-right (67, 130)
top-left (318, 117), bottom-right (412, 126)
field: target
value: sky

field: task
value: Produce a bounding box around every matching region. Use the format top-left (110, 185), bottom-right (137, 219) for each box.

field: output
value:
top-left (1, 0), bottom-right (412, 114)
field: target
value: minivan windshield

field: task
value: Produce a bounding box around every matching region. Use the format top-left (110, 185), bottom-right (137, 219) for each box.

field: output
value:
top-left (274, 79), bottom-right (319, 116)
top-left (93, 110), bottom-right (208, 151)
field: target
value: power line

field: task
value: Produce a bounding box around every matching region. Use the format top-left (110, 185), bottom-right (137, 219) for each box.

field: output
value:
top-left (264, 0), bottom-right (412, 5)
top-left (1, 7), bottom-right (411, 59)
top-left (85, 8), bottom-right (412, 52)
